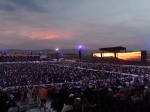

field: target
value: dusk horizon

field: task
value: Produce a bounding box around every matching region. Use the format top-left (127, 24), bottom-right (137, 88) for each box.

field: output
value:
top-left (0, 0), bottom-right (150, 51)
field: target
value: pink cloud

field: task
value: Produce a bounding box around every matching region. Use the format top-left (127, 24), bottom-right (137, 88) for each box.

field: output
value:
top-left (19, 28), bottom-right (75, 40)
top-left (0, 26), bottom-right (76, 40)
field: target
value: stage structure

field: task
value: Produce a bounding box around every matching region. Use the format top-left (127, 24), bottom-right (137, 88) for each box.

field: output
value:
top-left (92, 46), bottom-right (147, 65)
top-left (99, 46), bottom-right (126, 59)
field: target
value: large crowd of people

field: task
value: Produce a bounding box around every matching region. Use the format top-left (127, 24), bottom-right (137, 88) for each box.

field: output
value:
top-left (0, 61), bottom-right (150, 112)
top-left (0, 56), bottom-right (51, 62)
top-left (0, 62), bottom-right (150, 87)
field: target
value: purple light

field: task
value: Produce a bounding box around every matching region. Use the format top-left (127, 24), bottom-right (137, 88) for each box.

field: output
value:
top-left (78, 45), bottom-right (83, 49)
top-left (3, 50), bottom-right (7, 55)
top-left (3, 50), bottom-right (6, 52)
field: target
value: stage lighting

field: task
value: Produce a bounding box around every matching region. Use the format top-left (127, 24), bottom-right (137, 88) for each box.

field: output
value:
top-left (56, 48), bottom-right (59, 51)
top-left (79, 45), bottom-right (82, 49)
top-left (30, 50), bottom-right (33, 55)
top-left (3, 50), bottom-right (7, 55)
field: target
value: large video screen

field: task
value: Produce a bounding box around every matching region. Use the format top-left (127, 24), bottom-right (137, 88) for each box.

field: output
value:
top-left (93, 53), bottom-right (101, 57)
top-left (93, 51), bottom-right (141, 61)
top-left (118, 52), bottom-right (141, 61)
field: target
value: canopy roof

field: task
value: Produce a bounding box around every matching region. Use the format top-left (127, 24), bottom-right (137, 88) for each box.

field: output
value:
top-left (99, 46), bottom-right (126, 52)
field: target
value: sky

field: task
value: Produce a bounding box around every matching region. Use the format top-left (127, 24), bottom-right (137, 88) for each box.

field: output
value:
top-left (0, 0), bottom-right (150, 51)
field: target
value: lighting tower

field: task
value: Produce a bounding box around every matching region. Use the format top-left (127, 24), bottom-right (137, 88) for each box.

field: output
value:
top-left (56, 48), bottom-right (59, 61)
top-left (78, 46), bottom-right (82, 61)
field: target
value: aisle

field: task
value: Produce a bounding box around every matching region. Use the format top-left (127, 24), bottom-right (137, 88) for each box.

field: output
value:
top-left (28, 88), bottom-right (49, 112)
top-left (18, 88), bottom-right (53, 112)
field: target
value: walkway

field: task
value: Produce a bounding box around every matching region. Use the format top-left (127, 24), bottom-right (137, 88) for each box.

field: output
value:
top-left (17, 88), bottom-right (54, 112)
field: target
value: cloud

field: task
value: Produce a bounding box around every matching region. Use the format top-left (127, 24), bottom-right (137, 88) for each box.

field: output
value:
top-left (0, 26), bottom-right (75, 40)
top-left (19, 29), bottom-right (75, 40)
top-left (0, 0), bottom-right (150, 50)
top-left (0, 1), bottom-right (15, 11)
top-left (0, 0), bottom-right (48, 13)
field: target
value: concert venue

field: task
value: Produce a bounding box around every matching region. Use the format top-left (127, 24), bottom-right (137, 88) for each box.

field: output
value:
top-left (0, 46), bottom-right (150, 112)
top-left (1, 0), bottom-right (150, 111)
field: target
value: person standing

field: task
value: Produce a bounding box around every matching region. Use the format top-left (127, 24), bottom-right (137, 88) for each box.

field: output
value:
top-left (40, 86), bottom-right (48, 105)
top-left (32, 86), bottom-right (38, 100)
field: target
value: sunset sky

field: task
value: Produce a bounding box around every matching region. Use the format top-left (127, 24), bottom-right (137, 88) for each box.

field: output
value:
top-left (0, 0), bottom-right (150, 50)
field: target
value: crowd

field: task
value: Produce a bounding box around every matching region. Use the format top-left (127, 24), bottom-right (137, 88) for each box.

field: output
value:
top-left (0, 56), bottom-right (51, 62)
top-left (0, 61), bottom-right (150, 112)
top-left (0, 62), bottom-right (150, 87)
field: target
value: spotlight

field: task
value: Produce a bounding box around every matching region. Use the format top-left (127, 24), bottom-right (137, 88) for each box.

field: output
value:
top-left (56, 48), bottom-right (59, 51)
top-left (79, 45), bottom-right (82, 49)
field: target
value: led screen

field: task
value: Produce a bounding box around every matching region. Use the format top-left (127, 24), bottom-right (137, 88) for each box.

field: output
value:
top-left (93, 53), bottom-right (101, 57)
top-left (103, 53), bottom-right (115, 57)
top-left (93, 51), bottom-right (141, 61)
top-left (117, 52), bottom-right (141, 61)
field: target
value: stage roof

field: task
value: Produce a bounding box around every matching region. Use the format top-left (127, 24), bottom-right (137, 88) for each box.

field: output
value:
top-left (99, 46), bottom-right (126, 52)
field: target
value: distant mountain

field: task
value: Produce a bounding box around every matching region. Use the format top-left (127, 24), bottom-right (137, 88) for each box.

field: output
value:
top-left (0, 49), bottom-right (99, 55)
